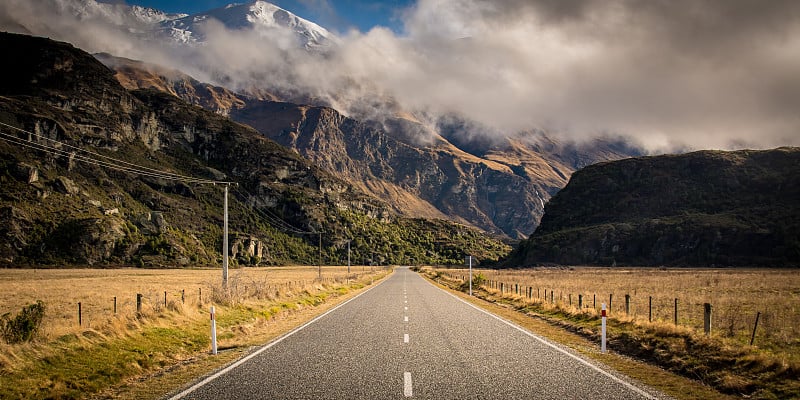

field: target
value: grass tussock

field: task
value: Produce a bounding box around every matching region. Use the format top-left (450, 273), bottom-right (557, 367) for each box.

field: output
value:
top-left (0, 266), bottom-right (389, 400)
top-left (426, 267), bottom-right (800, 399)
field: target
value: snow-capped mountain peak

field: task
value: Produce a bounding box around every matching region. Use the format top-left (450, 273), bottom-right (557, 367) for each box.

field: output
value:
top-left (161, 1), bottom-right (336, 49)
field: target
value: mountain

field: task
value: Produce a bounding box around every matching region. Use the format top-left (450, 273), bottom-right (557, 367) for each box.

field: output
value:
top-left (159, 1), bottom-right (335, 49)
top-left (101, 55), bottom-right (639, 239)
top-left (0, 0), bottom-right (333, 50)
top-left (1, 0), bottom-right (642, 239)
top-left (506, 148), bottom-right (800, 267)
top-left (0, 32), bottom-right (510, 267)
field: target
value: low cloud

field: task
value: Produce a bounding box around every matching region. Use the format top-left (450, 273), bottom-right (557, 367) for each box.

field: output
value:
top-left (2, 0), bottom-right (799, 152)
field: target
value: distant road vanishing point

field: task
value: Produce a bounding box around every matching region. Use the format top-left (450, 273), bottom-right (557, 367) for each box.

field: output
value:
top-left (169, 267), bottom-right (666, 399)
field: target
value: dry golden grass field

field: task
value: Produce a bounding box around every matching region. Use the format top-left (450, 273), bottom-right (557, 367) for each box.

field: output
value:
top-left (0, 266), bottom-right (387, 399)
top-left (439, 267), bottom-right (800, 355)
top-left (428, 266), bottom-right (800, 399)
top-left (0, 266), bottom-right (380, 339)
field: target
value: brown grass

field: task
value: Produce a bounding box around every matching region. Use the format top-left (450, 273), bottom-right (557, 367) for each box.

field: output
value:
top-left (429, 266), bottom-right (800, 399)
top-left (440, 267), bottom-right (800, 354)
top-left (0, 266), bottom-right (377, 338)
top-left (0, 265), bottom-right (388, 399)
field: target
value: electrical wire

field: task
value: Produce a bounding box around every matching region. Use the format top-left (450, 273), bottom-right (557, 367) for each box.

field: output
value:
top-left (0, 121), bottom-right (232, 185)
top-left (0, 120), bottom-right (318, 235)
top-left (232, 186), bottom-right (316, 235)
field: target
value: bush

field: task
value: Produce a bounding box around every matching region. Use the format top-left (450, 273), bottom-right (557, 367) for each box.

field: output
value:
top-left (1, 300), bottom-right (46, 344)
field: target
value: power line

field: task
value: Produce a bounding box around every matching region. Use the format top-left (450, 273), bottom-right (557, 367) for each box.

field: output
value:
top-left (0, 121), bottom-right (232, 185)
top-left (232, 186), bottom-right (316, 235)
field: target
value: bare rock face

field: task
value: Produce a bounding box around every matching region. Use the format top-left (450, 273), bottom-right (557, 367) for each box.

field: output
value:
top-left (0, 206), bottom-right (31, 264)
top-left (230, 235), bottom-right (268, 265)
top-left (54, 176), bottom-right (80, 195)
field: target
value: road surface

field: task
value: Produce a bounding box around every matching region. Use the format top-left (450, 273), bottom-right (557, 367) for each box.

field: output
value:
top-left (170, 267), bottom-right (665, 399)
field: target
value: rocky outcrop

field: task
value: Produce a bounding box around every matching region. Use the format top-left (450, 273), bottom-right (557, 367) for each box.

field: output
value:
top-left (506, 148), bottom-right (800, 267)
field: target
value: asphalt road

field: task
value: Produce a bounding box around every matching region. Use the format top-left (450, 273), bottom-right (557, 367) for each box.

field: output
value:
top-left (170, 267), bottom-right (666, 399)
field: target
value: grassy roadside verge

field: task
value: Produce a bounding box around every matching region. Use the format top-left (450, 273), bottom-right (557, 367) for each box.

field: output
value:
top-left (0, 268), bottom-right (391, 400)
top-left (418, 267), bottom-right (799, 400)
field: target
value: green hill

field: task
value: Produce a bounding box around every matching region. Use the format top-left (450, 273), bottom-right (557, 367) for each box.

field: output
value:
top-left (506, 148), bottom-right (800, 267)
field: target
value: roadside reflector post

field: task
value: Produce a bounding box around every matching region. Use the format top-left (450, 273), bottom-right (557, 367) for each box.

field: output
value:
top-left (601, 303), bottom-right (607, 353)
top-left (467, 255), bottom-right (473, 296)
top-left (210, 306), bottom-right (218, 355)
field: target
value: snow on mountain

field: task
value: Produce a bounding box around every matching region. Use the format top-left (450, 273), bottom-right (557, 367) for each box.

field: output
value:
top-left (129, 5), bottom-right (187, 24)
top-left (27, 0), bottom-right (335, 50)
top-left (46, 0), bottom-right (185, 27)
top-left (160, 1), bottom-right (336, 49)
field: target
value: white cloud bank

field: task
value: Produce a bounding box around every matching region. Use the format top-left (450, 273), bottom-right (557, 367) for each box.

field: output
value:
top-left (2, 0), bottom-right (799, 151)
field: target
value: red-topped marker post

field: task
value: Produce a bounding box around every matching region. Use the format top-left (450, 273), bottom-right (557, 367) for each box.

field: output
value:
top-left (601, 303), bottom-right (607, 353)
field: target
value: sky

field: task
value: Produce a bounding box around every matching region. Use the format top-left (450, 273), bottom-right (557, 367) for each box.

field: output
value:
top-left (2, 0), bottom-right (800, 152)
top-left (114, 0), bottom-right (414, 34)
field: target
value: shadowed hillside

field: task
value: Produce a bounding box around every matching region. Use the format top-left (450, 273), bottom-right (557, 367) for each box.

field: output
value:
top-left (506, 148), bottom-right (800, 267)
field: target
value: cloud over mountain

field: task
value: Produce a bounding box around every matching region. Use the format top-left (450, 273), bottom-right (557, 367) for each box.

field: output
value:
top-left (2, 0), bottom-right (799, 151)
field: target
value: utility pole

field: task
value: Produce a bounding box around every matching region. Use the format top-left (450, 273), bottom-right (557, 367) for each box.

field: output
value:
top-left (222, 184), bottom-right (229, 287)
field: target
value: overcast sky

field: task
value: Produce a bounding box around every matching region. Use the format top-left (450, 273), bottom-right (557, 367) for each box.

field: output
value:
top-left (2, 0), bottom-right (799, 152)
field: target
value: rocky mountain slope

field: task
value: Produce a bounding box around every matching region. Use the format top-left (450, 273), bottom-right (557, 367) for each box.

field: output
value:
top-left (0, 32), bottom-right (509, 267)
top-left (102, 55), bottom-right (639, 239)
top-left (506, 148), bottom-right (800, 267)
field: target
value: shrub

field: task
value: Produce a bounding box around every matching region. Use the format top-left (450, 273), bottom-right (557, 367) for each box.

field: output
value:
top-left (1, 300), bottom-right (46, 344)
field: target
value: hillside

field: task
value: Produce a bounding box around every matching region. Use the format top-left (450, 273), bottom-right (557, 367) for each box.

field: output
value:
top-left (0, 32), bottom-right (510, 267)
top-left (101, 55), bottom-right (639, 239)
top-left (506, 148), bottom-right (800, 267)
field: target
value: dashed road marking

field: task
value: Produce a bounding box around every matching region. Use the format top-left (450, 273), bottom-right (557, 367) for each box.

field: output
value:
top-left (404, 333), bottom-right (409, 343)
top-left (404, 372), bottom-right (413, 397)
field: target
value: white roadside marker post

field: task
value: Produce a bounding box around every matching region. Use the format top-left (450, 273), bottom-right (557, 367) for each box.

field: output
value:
top-left (468, 255), bottom-right (473, 296)
top-left (211, 306), bottom-right (218, 355)
top-left (601, 303), bottom-right (607, 353)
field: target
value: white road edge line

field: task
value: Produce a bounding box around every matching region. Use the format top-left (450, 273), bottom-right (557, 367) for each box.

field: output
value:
top-left (404, 371), bottom-right (413, 397)
top-left (421, 275), bottom-right (657, 400)
top-left (167, 273), bottom-right (391, 400)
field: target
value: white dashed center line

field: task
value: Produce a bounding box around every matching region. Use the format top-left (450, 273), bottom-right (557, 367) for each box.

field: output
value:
top-left (404, 372), bottom-right (413, 397)
top-left (404, 333), bottom-right (409, 343)
top-left (404, 316), bottom-right (408, 322)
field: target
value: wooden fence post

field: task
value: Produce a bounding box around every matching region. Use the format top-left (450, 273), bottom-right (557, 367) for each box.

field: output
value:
top-left (703, 303), bottom-right (712, 335)
top-left (625, 294), bottom-right (631, 316)
top-left (78, 302), bottom-right (82, 326)
top-left (674, 298), bottom-right (679, 325)
top-left (648, 296), bottom-right (652, 322)
top-left (750, 312), bottom-right (761, 345)
top-left (136, 293), bottom-right (142, 314)
top-left (609, 294), bottom-right (613, 315)
top-left (113, 296), bottom-right (117, 315)
top-left (579, 294), bottom-right (583, 309)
